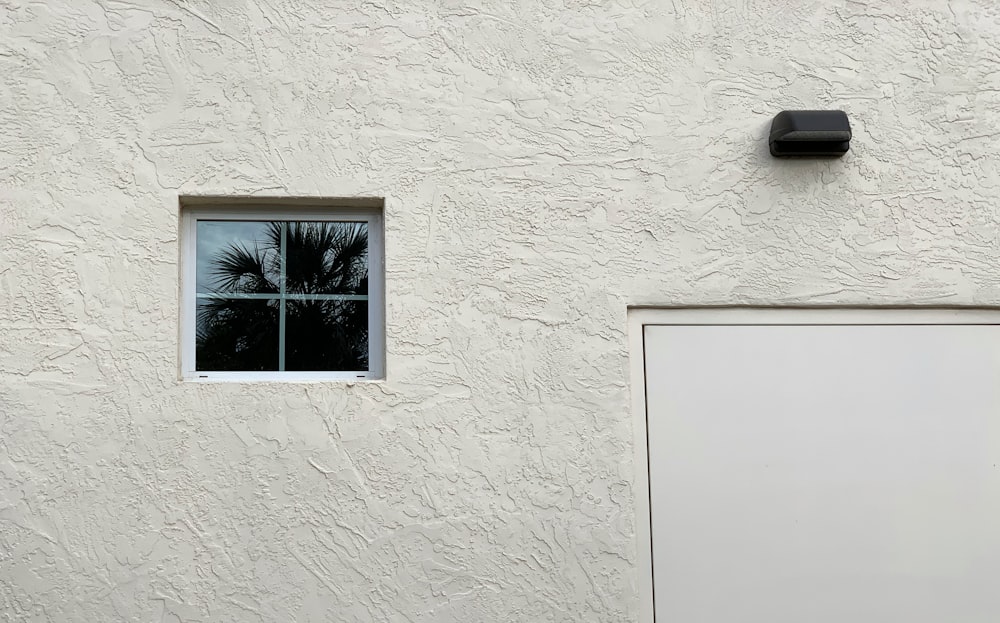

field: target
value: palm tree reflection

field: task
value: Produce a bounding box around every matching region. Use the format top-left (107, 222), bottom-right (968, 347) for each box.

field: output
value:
top-left (196, 221), bottom-right (369, 371)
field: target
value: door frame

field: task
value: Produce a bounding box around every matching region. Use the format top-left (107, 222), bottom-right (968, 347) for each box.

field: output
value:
top-left (628, 307), bottom-right (1000, 623)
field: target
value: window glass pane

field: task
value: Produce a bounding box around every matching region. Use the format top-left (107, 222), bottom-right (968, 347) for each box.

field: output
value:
top-left (285, 221), bottom-right (368, 295)
top-left (284, 300), bottom-right (369, 371)
top-left (190, 214), bottom-right (377, 375)
top-left (197, 221), bottom-right (281, 294)
top-left (196, 299), bottom-right (279, 371)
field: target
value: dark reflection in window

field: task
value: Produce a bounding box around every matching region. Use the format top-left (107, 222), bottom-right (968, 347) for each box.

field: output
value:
top-left (195, 221), bottom-right (369, 372)
top-left (196, 299), bottom-right (279, 371)
top-left (285, 301), bottom-right (368, 371)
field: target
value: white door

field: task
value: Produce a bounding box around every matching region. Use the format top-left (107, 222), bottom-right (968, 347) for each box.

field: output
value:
top-left (641, 313), bottom-right (1000, 622)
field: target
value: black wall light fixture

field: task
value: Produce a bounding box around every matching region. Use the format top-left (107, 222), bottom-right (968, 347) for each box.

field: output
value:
top-left (769, 110), bottom-right (851, 157)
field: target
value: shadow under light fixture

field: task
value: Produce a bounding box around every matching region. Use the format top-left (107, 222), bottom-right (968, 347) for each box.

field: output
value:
top-left (769, 110), bottom-right (851, 157)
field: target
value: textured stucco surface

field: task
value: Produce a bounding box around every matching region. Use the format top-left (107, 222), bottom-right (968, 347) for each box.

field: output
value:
top-left (2, 0), bottom-right (1000, 620)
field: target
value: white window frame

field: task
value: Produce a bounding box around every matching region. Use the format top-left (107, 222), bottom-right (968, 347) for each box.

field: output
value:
top-left (180, 201), bottom-right (385, 382)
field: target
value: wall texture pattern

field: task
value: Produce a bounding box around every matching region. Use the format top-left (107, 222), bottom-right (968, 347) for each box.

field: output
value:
top-left (2, 0), bottom-right (999, 620)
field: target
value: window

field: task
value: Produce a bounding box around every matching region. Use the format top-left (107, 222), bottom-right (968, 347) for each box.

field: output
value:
top-left (180, 200), bottom-right (384, 380)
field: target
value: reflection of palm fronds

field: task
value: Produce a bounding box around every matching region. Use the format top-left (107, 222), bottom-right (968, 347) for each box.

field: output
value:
top-left (211, 242), bottom-right (279, 294)
top-left (285, 222), bottom-right (367, 295)
top-left (196, 222), bottom-right (369, 371)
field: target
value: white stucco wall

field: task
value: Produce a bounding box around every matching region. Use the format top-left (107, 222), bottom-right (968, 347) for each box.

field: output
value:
top-left (2, 1), bottom-right (999, 620)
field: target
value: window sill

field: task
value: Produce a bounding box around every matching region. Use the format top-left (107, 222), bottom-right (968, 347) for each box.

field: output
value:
top-left (181, 372), bottom-right (384, 383)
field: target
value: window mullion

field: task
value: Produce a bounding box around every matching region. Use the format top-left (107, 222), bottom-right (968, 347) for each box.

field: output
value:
top-left (278, 222), bottom-right (287, 372)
